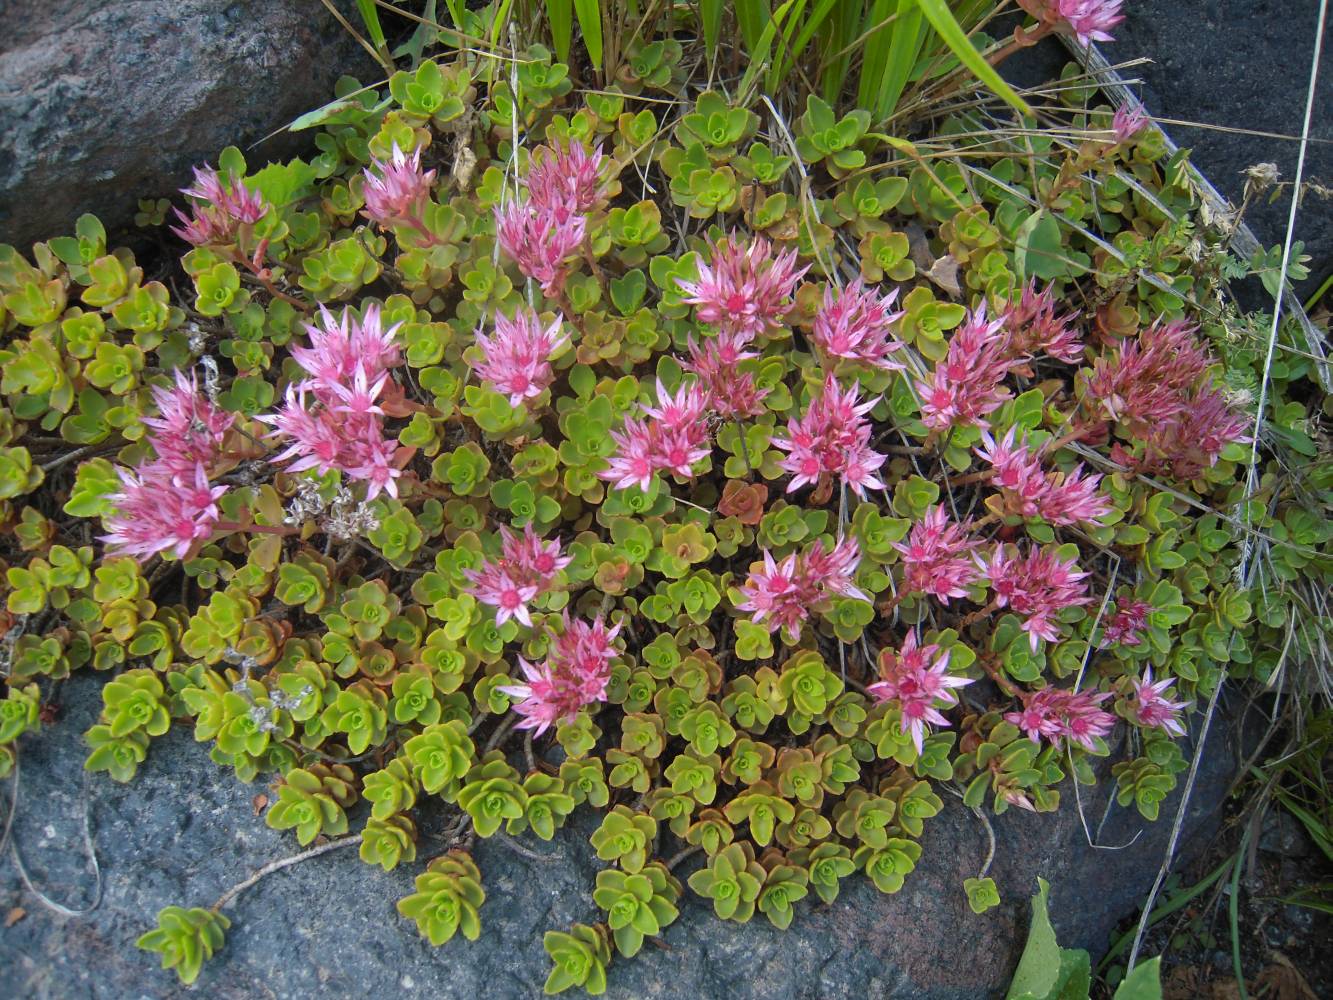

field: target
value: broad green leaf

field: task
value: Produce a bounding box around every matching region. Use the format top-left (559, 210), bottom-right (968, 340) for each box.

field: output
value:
top-left (1006, 878), bottom-right (1062, 1000)
top-left (573, 0), bottom-right (603, 70)
top-left (1112, 958), bottom-right (1163, 1000)
top-left (287, 91), bottom-right (391, 132)
top-left (545, 0), bottom-right (574, 63)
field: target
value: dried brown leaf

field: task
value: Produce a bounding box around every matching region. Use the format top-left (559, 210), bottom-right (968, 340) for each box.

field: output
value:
top-left (923, 255), bottom-right (962, 299)
top-left (1254, 953), bottom-right (1319, 1000)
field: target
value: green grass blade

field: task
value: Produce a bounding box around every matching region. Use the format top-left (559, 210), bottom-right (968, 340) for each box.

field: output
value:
top-left (1098, 855), bottom-right (1234, 971)
top-left (699, 0), bottom-right (724, 63)
top-left (766, 0), bottom-right (809, 94)
top-left (1227, 825), bottom-right (1253, 1000)
top-left (856, 0), bottom-right (898, 113)
top-left (785, 0), bottom-right (840, 72)
top-left (875, 0), bottom-right (925, 120)
top-left (545, 0), bottom-right (574, 64)
top-left (490, 0), bottom-right (515, 49)
top-left (1272, 790), bottom-right (1333, 860)
top-left (819, 0), bottom-right (861, 105)
top-left (738, 0), bottom-right (794, 107)
top-left (912, 0), bottom-right (1032, 116)
top-left (573, 0), bottom-right (603, 70)
top-left (354, 0), bottom-right (388, 52)
top-left (736, 0), bottom-right (773, 56)
top-left (442, 0), bottom-right (466, 31)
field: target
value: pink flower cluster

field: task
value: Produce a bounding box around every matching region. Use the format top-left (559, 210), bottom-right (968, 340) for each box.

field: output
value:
top-left (678, 234), bottom-right (807, 340)
top-left (362, 143), bottom-right (436, 226)
top-left (1125, 386), bottom-right (1250, 480)
top-left (142, 371), bottom-right (238, 478)
top-left (917, 307), bottom-right (1013, 432)
top-left (258, 304), bottom-right (404, 500)
top-left (171, 165), bottom-right (269, 246)
top-left (1101, 595), bottom-right (1153, 647)
top-left (104, 464), bottom-right (228, 562)
top-left (495, 202), bottom-right (585, 297)
top-left (976, 428), bottom-right (1112, 525)
top-left (736, 537), bottom-right (867, 640)
top-left (674, 234), bottom-right (807, 423)
top-left (1112, 104), bottom-right (1149, 143)
top-left (600, 379), bottom-right (712, 492)
top-left (682, 331), bottom-right (769, 420)
top-left (867, 633), bottom-right (974, 754)
top-left (472, 308), bottom-right (568, 407)
top-left (1129, 667), bottom-right (1189, 736)
top-left (1005, 685), bottom-right (1116, 752)
top-left (920, 287), bottom-right (1088, 433)
top-left (774, 373), bottom-right (887, 498)
top-left (496, 141), bottom-right (603, 297)
top-left (103, 372), bottom-right (233, 561)
top-left (1000, 281), bottom-right (1084, 364)
top-left (1086, 319), bottom-right (1249, 478)
top-left (1019, 0), bottom-right (1124, 47)
top-left (1087, 319), bottom-right (1211, 425)
top-left (980, 544), bottom-right (1091, 649)
top-left (810, 280), bottom-right (905, 369)
top-left (526, 140), bottom-right (603, 221)
top-left (892, 505), bottom-right (982, 603)
top-left (465, 525), bottom-right (572, 627)
top-left (499, 613), bottom-right (622, 735)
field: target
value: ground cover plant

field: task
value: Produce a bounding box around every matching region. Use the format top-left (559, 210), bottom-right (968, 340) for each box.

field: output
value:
top-left (2, 1), bottom-right (1330, 995)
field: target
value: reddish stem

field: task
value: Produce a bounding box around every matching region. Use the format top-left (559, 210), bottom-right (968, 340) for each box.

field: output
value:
top-left (1042, 421), bottom-right (1097, 456)
top-left (581, 236), bottom-right (609, 297)
top-left (957, 600), bottom-right (1000, 631)
top-left (929, 22), bottom-right (1054, 107)
top-left (230, 247), bottom-right (307, 309)
top-left (978, 654), bottom-right (1022, 699)
top-left (949, 469), bottom-right (995, 488)
top-left (554, 288), bottom-right (588, 336)
top-left (986, 22), bottom-right (1053, 69)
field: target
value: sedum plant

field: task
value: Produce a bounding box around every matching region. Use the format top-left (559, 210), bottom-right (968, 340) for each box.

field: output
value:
top-left (0, 2), bottom-right (1327, 994)
top-left (591, 862), bottom-right (681, 958)
top-left (136, 906), bottom-right (231, 986)
top-left (543, 922), bottom-right (614, 996)
top-left (396, 850), bottom-right (486, 945)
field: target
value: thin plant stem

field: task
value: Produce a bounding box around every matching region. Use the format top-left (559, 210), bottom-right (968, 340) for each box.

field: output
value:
top-left (733, 418), bottom-right (754, 476)
top-left (211, 834), bottom-right (363, 913)
top-left (483, 713), bottom-right (520, 754)
top-left (665, 844), bottom-right (701, 872)
top-left (498, 834), bottom-right (561, 863)
top-left (976, 651), bottom-right (1021, 698)
top-left (40, 446), bottom-right (97, 473)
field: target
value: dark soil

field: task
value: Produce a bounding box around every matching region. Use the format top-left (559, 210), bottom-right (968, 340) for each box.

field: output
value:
top-left (1101, 783), bottom-right (1333, 1000)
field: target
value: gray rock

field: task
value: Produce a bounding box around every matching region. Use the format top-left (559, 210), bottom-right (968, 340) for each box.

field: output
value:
top-left (1002, 1), bottom-right (1333, 299)
top-left (0, 673), bottom-right (1239, 999)
top-left (1112, 0), bottom-right (1333, 300)
top-left (0, 0), bottom-right (372, 249)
